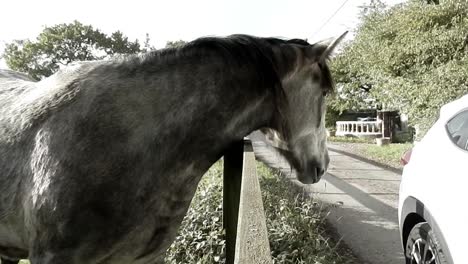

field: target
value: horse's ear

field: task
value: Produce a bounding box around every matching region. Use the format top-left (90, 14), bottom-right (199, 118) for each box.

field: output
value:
top-left (309, 31), bottom-right (348, 62)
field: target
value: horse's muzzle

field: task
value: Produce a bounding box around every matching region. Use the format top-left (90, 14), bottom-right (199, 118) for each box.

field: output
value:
top-left (297, 161), bottom-right (326, 184)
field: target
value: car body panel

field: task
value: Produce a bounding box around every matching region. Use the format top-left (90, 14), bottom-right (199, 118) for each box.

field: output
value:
top-left (399, 196), bottom-right (454, 264)
top-left (399, 95), bottom-right (468, 264)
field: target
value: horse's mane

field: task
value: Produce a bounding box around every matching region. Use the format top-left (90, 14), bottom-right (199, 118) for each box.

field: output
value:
top-left (132, 35), bottom-right (334, 94)
top-left (138, 34), bottom-right (311, 76)
top-left (116, 34), bottom-right (334, 139)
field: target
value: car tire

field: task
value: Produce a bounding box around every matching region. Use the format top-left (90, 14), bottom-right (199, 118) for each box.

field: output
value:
top-left (405, 222), bottom-right (448, 264)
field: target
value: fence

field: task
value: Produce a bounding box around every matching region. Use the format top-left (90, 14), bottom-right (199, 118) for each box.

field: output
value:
top-left (223, 139), bottom-right (272, 264)
top-left (336, 121), bottom-right (382, 137)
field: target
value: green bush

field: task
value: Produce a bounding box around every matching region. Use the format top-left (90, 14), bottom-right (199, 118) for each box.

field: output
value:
top-left (326, 107), bottom-right (341, 130)
top-left (165, 162), bottom-right (225, 264)
top-left (331, 0), bottom-right (468, 137)
top-left (167, 162), bottom-right (357, 264)
top-left (257, 164), bottom-right (358, 264)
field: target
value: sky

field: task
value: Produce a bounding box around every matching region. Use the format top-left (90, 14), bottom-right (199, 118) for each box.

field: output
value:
top-left (0, 0), bottom-right (405, 69)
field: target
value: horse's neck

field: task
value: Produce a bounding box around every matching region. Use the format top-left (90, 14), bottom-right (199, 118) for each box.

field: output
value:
top-left (212, 85), bottom-right (272, 141)
top-left (143, 66), bottom-right (275, 172)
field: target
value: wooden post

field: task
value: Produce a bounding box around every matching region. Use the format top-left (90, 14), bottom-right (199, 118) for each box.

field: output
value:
top-left (234, 140), bottom-right (272, 264)
top-left (383, 112), bottom-right (391, 138)
top-left (224, 140), bottom-right (243, 264)
top-left (379, 110), bottom-right (397, 140)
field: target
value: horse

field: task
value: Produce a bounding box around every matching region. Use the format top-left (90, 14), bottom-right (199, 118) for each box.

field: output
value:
top-left (0, 32), bottom-right (346, 264)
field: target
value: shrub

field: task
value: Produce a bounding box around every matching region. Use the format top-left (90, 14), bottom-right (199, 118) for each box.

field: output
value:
top-left (257, 163), bottom-right (358, 264)
top-left (165, 162), bottom-right (225, 264)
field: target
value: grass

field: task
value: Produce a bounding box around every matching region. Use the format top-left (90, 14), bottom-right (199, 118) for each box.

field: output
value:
top-left (327, 136), bottom-right (373, 144)
top-left (329, 137), bottom-right (413, 169)
top-left (168, 161), bottom-right (358, 263)
top-left (165, 162), bottom-right (225, 264)
top-left (13, 161), bottom-right (358, 264)
top-left (257, 163), bottom-right (358, 264)
top-left (359, 143), bottom-right (413, 168)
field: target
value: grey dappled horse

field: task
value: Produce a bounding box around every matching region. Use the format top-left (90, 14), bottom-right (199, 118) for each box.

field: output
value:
top-left (0, 33), bottom-right (346, 264)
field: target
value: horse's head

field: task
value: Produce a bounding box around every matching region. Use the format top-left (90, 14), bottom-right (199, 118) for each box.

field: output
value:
top-left (264, 32), bottom-right (347, 184)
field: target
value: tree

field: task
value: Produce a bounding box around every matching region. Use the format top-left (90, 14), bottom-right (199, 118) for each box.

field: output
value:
top-left (142, 33), bottom-right (157, 52)
top-left (3, 21), bottom-right (141, 80)
top-left (331, 0), bottom-right (468, 135)
top-left (165, 40), bottom-right (186, 49)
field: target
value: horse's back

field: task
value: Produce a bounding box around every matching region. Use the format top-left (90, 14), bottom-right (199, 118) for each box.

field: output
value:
top-left (0, 69), bottom-right (37, 112)
top-left (0, 61), bottom-right (166, 261)
top-left (0, 69), bottom-right (35, 82)
top-left (0, 63), bottom-right (102, 186)
top-left (0, 65), bottom-right (101, 258)
top-left (0, 63), bottom-right (101, 140)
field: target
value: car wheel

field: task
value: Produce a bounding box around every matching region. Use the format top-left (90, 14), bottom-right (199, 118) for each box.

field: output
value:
top-left (405, 222), bottom-right (447, 264)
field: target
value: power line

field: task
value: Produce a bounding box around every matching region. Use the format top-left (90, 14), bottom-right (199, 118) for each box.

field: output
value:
top-left (312, 0), bottom-right (350, 38)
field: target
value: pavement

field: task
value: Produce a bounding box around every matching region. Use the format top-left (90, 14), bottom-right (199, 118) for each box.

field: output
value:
top-left (248, 131), bottom-right (405, 264)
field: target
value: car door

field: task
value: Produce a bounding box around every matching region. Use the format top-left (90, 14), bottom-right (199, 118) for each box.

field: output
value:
top-left (437, 108), bottom-right (468, 263)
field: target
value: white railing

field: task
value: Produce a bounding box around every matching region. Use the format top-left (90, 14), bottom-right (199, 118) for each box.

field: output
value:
top-left (336, 121), bottom-right (382, 136)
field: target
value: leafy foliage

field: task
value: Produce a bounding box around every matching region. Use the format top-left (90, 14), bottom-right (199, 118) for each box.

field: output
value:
top-left (325, 107), bottom-right (341, 130)
top-left (331, 0), bottom-right (468, 135)
top-left (165, 40), bottom-right (187, 49)
top-left (143, 33), bottom-right (157, 52)
top-left (258, 164), bottom-right (358, 264)
top-left (165, 162), bottom-right (225, 264)
top-left (167, 161), bottom-right (358, 263)
top-left (3, 21), bottom-right (142, 80)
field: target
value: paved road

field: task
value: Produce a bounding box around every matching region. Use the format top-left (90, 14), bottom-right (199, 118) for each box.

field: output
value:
top-left (249, 132), bottom-right (405, 264)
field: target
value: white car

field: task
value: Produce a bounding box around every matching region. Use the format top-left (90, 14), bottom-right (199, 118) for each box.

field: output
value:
top-left (399, 94), bottom-right (468, 264)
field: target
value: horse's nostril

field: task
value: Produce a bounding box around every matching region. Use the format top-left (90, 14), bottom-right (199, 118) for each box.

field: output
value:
top-left (316, 167), bottom-right (325, 177)
top-left (297, 165), bottom-right (324, 184)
